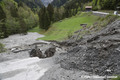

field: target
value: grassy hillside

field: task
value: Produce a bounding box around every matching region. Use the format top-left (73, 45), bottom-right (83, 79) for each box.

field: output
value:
top-left (28, 26), bottom-right (45, 34)
top-left (37, 12), bottom-right (99, 40)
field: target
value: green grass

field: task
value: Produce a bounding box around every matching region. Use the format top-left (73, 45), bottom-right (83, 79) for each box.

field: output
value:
top-left (28, 26), bottom-right (45, 34)
top-left (38, 12), bottom-right (99, 41)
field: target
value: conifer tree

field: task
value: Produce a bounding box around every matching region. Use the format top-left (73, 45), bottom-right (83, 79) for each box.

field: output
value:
top-left (10, 5), bottom-right (18, 18)
top-left (38, 7), bottom-right (51, 30)
top-left (47, 4), bottom-right (54, 23)
top-left (19, 18), bottom-right (28, 34)
top-left (0, 5), bottom-right (8, 38)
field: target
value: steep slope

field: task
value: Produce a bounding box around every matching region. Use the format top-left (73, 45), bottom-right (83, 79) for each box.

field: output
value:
top-left (51, 0), bottom-right (92, 7)
top-left (41, 0), bottom-right (53, 7)
top-left (51, 0), bottom-right (69, 7)
top-left (58, 19), bottom-right (120, 76)
top-left (39, 19), bottom-right (120, 80)
top-left (39, 13), bottom-right (99, 40)
top-left (14, 0), bottom-right (44, 9)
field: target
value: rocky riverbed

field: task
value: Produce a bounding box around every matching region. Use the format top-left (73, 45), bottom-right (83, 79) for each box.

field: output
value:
top-left (0, 32), bottom-right (66, 80)
top-left (0, 32), bottom-right (104, 80)
top-left (1, 19), bottom-right (120, 80)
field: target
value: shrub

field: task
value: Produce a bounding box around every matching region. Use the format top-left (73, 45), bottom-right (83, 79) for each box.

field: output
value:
top-left (92, 6), bottom-right (98, 11)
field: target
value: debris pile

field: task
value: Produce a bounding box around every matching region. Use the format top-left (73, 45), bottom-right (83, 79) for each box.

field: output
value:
top-left (58, 20), bottom-right (120, 76)
top-left (29, 45), bottom-right (56, 58)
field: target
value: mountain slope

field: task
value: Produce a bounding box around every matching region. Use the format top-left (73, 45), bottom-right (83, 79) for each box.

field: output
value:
top-left (38, 13), bottom-right (99, 40)
top-left (51, 0), bottom-right (93, 7)
top-left (40, 20), bottom-right (120, 80)
top-left (14, 0), bottom-right (44, 9)
top-left (51, 0), bottom-right (69, 7)
top-left (41, 0), bottom-right (53, 7)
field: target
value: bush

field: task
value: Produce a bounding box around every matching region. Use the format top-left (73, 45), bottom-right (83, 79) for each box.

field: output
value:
top-left (92, 6), bottom-right (98, 11)
top-left (0, 0), bottom-right (38, 38)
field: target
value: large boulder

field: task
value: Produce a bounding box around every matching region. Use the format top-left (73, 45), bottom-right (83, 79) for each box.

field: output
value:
top-left (29, 48), bottom-right (44, 58)
top-left (44, 47), bottom-right (56, 58)
top-left (29, 45), bottom-right (56, 58)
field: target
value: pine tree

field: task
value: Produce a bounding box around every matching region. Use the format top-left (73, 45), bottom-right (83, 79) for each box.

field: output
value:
top-left (0, 5), bottom-right (8, 38)
top-left (97, 0), bottom-right (101, 9)
top-left (39, 7), bottom-right (45, 29)
top-left (54, 8), bottom-right (61, 21)
top-left (38, 7), bottom-right (51, 30)
top-left (47, 4), bottom-right (54, 23)
top-left (92, 0), bottom-right (97, 6)
top-left (10, 5), bottom-right (18, 18)
top-left (19, 18), bottom-right (28, 34)
top-left (44, 11), bottom-right (50, 30)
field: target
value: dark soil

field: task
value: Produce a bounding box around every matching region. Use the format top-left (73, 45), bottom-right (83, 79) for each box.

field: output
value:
top-left (56, 20), bottom-right (120, 76)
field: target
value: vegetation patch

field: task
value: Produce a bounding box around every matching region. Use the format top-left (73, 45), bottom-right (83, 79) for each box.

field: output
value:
top-left (0, 0), bottom-right (38, 38)
top-left (37, 12), bottom-right (99, 40)
top-left (74, 14), bottom-right (119, 41)
top-left (28, 26), bottom-right (45, 34)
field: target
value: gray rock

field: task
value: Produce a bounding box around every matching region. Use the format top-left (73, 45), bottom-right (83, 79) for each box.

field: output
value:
top-left (29, 45), bottom-right (44, 58)
top-left (44, 47), bottom-right (56, 58)
top-left (56, 20), bottom-right (120, 76)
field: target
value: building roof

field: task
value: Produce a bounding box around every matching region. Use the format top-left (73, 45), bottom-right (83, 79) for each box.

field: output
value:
top-left (85, 6), bottom-right (92, 8)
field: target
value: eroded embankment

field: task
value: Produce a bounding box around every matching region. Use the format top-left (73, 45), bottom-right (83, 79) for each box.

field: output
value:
top-left (1, 19), bottom-right (120, 80)
top-left (40, 20), bottom-right (120, 80)
top-left (57, 20), bottom-right (120, 76)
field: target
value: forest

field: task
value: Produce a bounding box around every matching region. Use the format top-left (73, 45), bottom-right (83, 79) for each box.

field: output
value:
top-left (38, 0), bottom-right (120, 31)
top-left (92, 0), bottom-right (120, 10)
top-left (0, 0), bottom-right (120, 39)
top-left (0, 0), bottom-right (40, 38)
